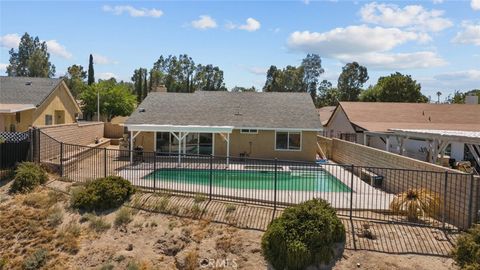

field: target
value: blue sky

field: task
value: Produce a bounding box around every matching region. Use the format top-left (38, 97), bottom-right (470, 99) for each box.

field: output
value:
top-left (1, 0), bottom-right (479, 99)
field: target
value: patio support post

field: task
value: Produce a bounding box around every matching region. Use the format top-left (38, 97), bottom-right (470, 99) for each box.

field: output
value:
top-left (178, 132), bottom-right (182, 165)
top-left (363, 133), bottom-right (367, 146)
top-left (212, 133), bottom-right (215, 156)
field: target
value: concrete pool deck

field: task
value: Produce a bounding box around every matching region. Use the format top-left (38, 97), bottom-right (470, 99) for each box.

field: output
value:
top-left (115, 161), bottom-right (395, 210)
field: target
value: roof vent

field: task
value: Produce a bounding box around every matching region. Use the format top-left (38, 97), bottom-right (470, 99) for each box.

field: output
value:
top-left (25, 81), bottom-right (32, 86)
top-left (139, 108), bottom-right (146, 113)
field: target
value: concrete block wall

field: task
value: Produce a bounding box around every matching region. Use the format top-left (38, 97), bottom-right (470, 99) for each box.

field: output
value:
top-left (40, 122), bottom-right (104, 146)
top-left (322, 137), bottom-right (479, 229)
top-left (317, 135), bottom-right (333, 159)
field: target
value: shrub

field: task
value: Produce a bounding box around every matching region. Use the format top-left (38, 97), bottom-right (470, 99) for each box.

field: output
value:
top-left (261, 199), bottom-right (345, 270)
top-left (47, 205), bottom-right (64, 227)
top-left (71, 176), bottom-right (135, 211)
top-left (390, 188), bottom-right (441, 222)
top-left (225, 204), bottom-right (236, 214)
top-left (453, 225), bottom-right (480, 269)
top-left (10, 162), bottom-right (48, 193)
top-left (194, 193), bottom-right (206, 204)
top-left (23, 248), bottom-right (48, 270)
top-left (114, 207), bottom-right (133, 227)
top-left (82, 213), bottom-right (111, 233)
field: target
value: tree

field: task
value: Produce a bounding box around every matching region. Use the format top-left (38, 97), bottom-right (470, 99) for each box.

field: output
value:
top-left (436, 91), bottom-right (442, 103)
top-left (262, 65), bottom-right (305, 92)
top-left (231, 86), bottom-right (256, 92)
top-left (88, 54), bottom-right (95, 85)
top-left (301, 54), bottom-right (324, 100)
top-left (6, 33), bottom-right (55, 77)
top-left (447, 89), bottom-right (480, 104)
top-left (361, 72), bottom-right (428, 103)
top-left (65, 64), bottom-right (87, 98)
top-left (337, 62), bottom-right (369, 101)
top-left (194, 64), bottom-right (226, 91)
top-left (131, 68), bottom-right (148, 102)
top-left (316, 80), bottom-right (339, 107)
top-left (80, 80), bottom-right (136, 121)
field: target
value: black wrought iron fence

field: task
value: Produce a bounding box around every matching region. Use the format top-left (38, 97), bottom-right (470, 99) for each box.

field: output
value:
top-left (55, 141), bottom-right (479, 230)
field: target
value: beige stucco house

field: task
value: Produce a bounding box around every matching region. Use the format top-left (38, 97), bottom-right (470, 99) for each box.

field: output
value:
top-left (0, 76), bottom-right (81, 132)
top-left (321, 101), bottom-right (480, 165)
top-left (125, 91), bottom-right (322, 161)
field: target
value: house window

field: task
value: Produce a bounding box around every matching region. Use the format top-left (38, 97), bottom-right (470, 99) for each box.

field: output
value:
top-left (240, 129), bottom-right (258, 134)
top-left (45, 114), bottom-right (53, 125)
top-left (275, 131), bottom-right (301, 151)
top-left (15, 112), bottom-right (21, 123)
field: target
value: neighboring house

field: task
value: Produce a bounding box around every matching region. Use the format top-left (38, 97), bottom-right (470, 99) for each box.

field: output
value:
top-left (125, 91), bottom-right (322, 161)
top-left (0, 76), bottom-right (81, 132)
top-left (323, 101), bottom-right (480, 165)
top-left (317, 106), bottom-right (335, 127)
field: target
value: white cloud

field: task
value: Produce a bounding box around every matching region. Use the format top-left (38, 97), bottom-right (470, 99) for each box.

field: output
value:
top-left (239, 18), bottom-right (261, 32)
top-left (360, 2), bottom-right (452, 32)
top-left (0, 33), bottom-right (21, 48)
top-left (191, 15), bottom-right (217, 30)
top-left (98, 72), bottom-right (118, 80)
top-left (342, 51), bottom-right (446, 70)
top-left (288, 25), bottom-right (429, 56)
top-left (452, 21), bottom-right (480, 46)
top-left (472, 0), bottom-right (480, 10)
top-left (434, 69), bottom-right (480, 81)
top-left (45, 40), bottom-right (72, 59)
top-left (1, 34), bottom-right (72, 59)
top-left (287, 25), bottom-right (445, 70)
top-left (102, 5), bottom-right (163, 18)
top-left (248, 66), bottom-right (267, 75)
top-left (227, 18), bottom-right (261, 32)
top-left (0, 63), bottom-right (8, 73)
top-left (92, 53), bottom-right (118, 65)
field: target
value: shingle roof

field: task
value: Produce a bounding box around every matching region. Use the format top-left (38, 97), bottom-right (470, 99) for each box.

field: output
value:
top-left (0, 76), bottom-right (63, 106)
top-left (126, 91), bottom-right (322, 130)
top-left (317, 106), bottom-right (336, 126)
top-left (337, 102), bottom-right (480, 132)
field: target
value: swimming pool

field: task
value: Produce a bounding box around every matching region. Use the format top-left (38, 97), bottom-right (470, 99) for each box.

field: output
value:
top-left (143, 168), bottom-right (350, 192)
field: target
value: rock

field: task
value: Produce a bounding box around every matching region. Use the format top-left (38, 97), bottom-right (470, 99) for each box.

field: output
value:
top-left (357, 263), bottom-right (361, 268)
top-left (155, 237), bottom-right (187, 256)
top-left (126, 244), bottom-right (133, 251)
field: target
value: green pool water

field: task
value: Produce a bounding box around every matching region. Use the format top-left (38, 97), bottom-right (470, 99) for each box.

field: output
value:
top-left (144, 169), bottom-right (351, 192)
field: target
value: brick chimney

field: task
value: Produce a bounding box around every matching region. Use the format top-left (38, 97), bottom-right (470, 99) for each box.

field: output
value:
top-left (152, 84), bottom-right (167, 93)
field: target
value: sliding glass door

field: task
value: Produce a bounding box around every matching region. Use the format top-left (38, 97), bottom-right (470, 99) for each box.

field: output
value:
top-left (156, 132), bottom-right (212, 155)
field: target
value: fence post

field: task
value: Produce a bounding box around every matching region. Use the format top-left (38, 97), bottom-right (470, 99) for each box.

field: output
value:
top-left (29, 128), bottom-right (33, 162)
top-left (442, 171), bottom-right (448, 229)
top-left (153, 153), bottom-right (157, 191)
top-left (60, 142), bottom-right (64, 177)
top-left (468, 173), bottom-right (474, 228)
top-left (104, 147), bottom-right (107, 178)
top-left (209, 154), bottom-right (213, 201)
top-left (350, 164), bottom-right (354, 220)
top-left (274, 158), bottom-right (278, 214)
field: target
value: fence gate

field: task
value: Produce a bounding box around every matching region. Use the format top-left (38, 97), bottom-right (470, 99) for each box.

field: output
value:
top-left (0, 131), bottom-right (33, 169)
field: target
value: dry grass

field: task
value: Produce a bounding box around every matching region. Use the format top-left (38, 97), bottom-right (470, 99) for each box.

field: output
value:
top-left (183, 250), bottom-right (199, 270)
top-left (0, 188), bottom-right (77, 269)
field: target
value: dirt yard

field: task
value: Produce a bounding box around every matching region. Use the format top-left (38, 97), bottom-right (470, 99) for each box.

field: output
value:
top-left (0, 177), bottom-right (460, 270)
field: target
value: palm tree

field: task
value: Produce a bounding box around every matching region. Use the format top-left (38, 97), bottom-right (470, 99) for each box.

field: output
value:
top-left (436, 91), bottom-right (442, 103)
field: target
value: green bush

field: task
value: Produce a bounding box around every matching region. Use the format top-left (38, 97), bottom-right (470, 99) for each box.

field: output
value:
top-left (261, 199), bottom-right (345, 270)
top-left (453, 225), bottom-right (480, 270)
top-left (71, 176), bottom-right (135, 211)
top-left (23, 248), bottom-right (48, 270)
top-left (10, 162), bottom-right (48, 193)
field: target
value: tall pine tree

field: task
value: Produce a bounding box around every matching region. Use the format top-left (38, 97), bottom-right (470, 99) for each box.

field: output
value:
top-left (88, 54), bottom-right (95, 85)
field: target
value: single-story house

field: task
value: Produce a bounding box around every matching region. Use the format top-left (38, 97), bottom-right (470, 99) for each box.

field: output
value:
top-left (321, 101), bottom-right (480, 166)
top-left (125, 91), bottom-right (322, 161)
top-left (0, 76), bottom-right (81, 132)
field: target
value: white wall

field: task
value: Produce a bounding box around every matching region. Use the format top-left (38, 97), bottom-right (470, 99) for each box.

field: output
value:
top-left (325, 106), bottom-right (356, 137)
